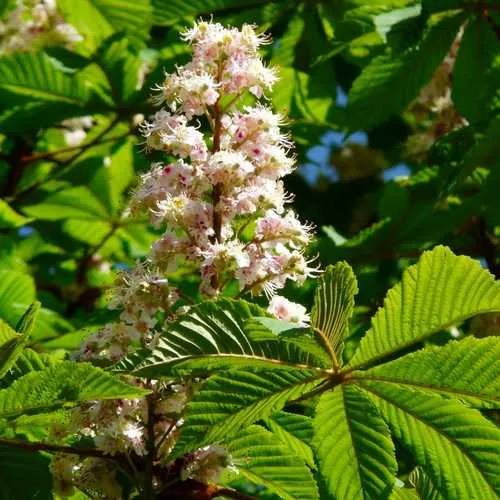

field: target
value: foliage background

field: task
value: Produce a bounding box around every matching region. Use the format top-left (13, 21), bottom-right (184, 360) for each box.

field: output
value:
top-left (0, 0), bottom-right (499, 498)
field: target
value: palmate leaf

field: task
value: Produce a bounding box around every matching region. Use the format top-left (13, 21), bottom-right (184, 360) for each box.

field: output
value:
top-left (177, 369), bottom-right (322, 454)
top-left (354, 337), bottom-right (500, 408)
top-left (360, 383), bottom-right (500, 499)
top-left (119, 299), bottom-right (325, 377)
top-left (0, 362), bottom-right (149, 419)
top-left (264, 411), bottom-right (315, 469)
top-left (313, 385), bottom-right (397, 500)
top-left (311, 262), bottom-right (358, 366)
top-left (225, 425), bottom-right (319, 500)
top-left (348, 246), bottom-right (500, 369)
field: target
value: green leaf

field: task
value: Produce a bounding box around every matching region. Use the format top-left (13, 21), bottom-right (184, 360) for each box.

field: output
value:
top-left (245, 319), bottom-right (332, 368)
top-left (0, 361), bottom-right (150, 418)
top-left (390, 487), bottom-right (419, 500)
top-left (0, 51), bottom-right (89, 107)
top-left (178, 369), bottom-right (322, 452)
top-left (355, 337), bottom-right (500, 408)
top-left (313, 385), bottom-right (397, 500)
top-left (119, 299), bottom-right (323, 377)
top-left (271, 8), bottom-right (305, 67)
top-left (348, 246), bottom-right (500, 369)
top-left (374, 5), bottom-right (422, 43)
top-left (15, 301), bottom-right (41, 336)
top-left (457, 115), bottom-right (500, 187)
top-left (0, 349), bottom-right (56, 389)
top-left (21, 186), bottom-right (110, 221)
top-left (273, 67), bottom-right (334, 123)
top-left (57, 0), bottom-right (153, 49)
top-left (320, 218), bottom-right (393, 263)
top-left (0, 271), bottom-right (36, 327)
top-left (265, 411), bottom-right (315, 469)
top-left (311, 262), bottom-right (358, 365)
top-left (96, 34), bottom-right (143, 105)
top-left (360, 383), bottom-right (500, 499)
top-left (0, 443), bottom-right (52, 500)
top-left (225, 425), bottom-right (319, 500)
top-left (452, 18), bottom-right (499, 123)
top-left (0, 322), bottom-right (22, 381)
top-left (409, 466), bottom-right (445, 500)
top-left (0, 302), bottom-right (41, 381)
top-left (347, 12), bottom-right (464, 129)
top-left (0, 200), bottom-right (30, 230)
top-left (151, 0), bottom-right (269, 26)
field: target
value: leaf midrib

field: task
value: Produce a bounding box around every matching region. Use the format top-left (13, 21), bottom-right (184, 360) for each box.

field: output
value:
top-left (135, 352), bottom-right (330, 376)
top-left (352, 375), bottom-right (499, 404)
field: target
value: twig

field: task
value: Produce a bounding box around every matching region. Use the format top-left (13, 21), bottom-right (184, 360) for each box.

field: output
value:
top-left (143, 385), bottom-right (157, 499)
top-left (0, 438), bottom-right (118, 461)
top-left (9, 116), bottom-right (122, 203)
top-left (213, 487), bottom-right (257, 500)
top-left (20, 131), bottom-right (133, 164)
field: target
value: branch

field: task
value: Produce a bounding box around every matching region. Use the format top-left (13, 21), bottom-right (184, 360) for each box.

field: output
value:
top-left (143, 386), bottom-right (157, 499)
top-left (0, 438), bottom-right (118, 461)
top-left (212, 487), bottom-right (257, 500)
top-left (20, 131), bottom-right (133, 164)
top-left (9, 116), bottom-right (123, 203)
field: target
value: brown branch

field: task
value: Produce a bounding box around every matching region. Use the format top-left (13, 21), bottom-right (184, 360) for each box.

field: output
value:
top-left (9, 116), bottom-right (122, 203)
top-left (143, 387), bottom-right (157, 499)
top-left (20, 131), bottom-right (133, 164)
top-left (0, 438), bottom-right (119, 461)
top-left (212, 487), bottom-right (256, 500)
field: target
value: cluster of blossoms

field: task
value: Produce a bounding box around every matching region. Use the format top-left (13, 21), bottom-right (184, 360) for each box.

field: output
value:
top-left (60, 21), bottom-right (315, 497)
top-left (136, 20), bottom-right (316, 300)
top-left (405, 30), bottom-right (467, 159)
top-left (0, 0), bottom-right (82, 54)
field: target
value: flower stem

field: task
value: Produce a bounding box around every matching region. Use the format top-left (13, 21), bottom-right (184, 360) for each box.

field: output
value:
top-left (143, 385), bottom-right (157, 499)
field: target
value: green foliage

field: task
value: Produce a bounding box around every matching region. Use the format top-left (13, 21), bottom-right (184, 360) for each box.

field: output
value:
top-left (361, 384), bottom-right (500, 499)
top-left (1, 0), bottom-right (500, 498)
top-left (348, 246), bottom-right (500, 368)
top-left (346, 11), bottom-right (464, 129)
top-left (0, 362), bottom-right (149, 418)
top-left (264, 411), bottom-right (315, 469)
top-left (0, 443), bottom-right (52, 500)
top-left (311, 262), bottom-right (358, 365)
top-left (177, 369), bottom-right (321, 452)
top-left (225, 425), bottom-right (319, 500)
top-left (119, 299), bottom-right (326, 376)
top-left (356, 336), bottom-right (500, 408)
top-left (452, 18), bottom-right (499, 123)
top-left (313, 385), bottom-right (397, 500)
